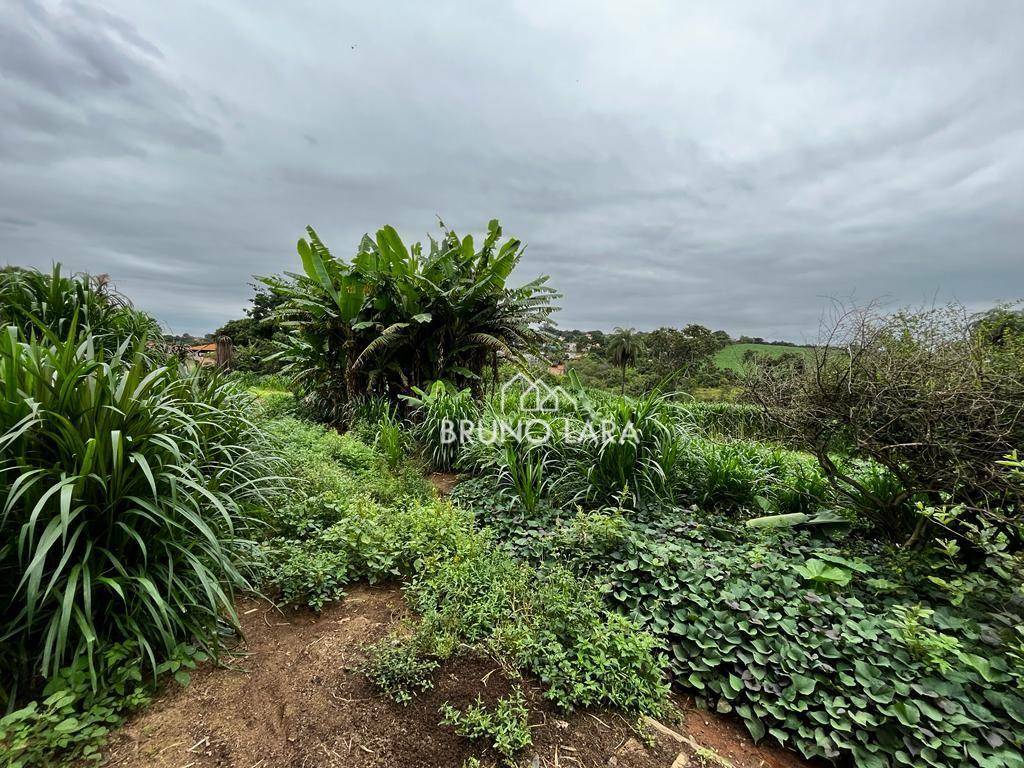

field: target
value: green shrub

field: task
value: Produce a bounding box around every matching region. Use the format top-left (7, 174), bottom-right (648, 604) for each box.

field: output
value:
top-left (265, 417), bottom-right (374, 473)
top-left (331, 432), bottom-right (379, 471)
top-left (439, 688), bottom-right (531, 764)
top-left (750, 301), bottom-right (1024, 546)
top-left (550, 509), bottom-right (631, 562)
top-left (265, 220), bottom-right (557, 421)
top-left (254, 414), bottom-right (470, 606)
top-left (449, 378), bottom-right (1024, 767)
top-left (449, 476), bottom-right (559, 563)
top-left (409, 551), bottom-right (668, 716)
top-left (521, 572), bottom-right (667, 715)
top-left (461, 387), bottom-right (682, 510)
top-left (886, 604), bottom-right (963, 673)
top-left (352, 396), bottom-right (396, 431)
top-left (0, 642), bottom-right (200, 767)
top-left (230, 340), bottom-right (283, 376)
top-left (840, 458), bottom-right (918, 533)
top-left (769, 451), bottom-right (831, 515)
top-left (261, 492), bottom-right (478, 604)
top-left (261, 539), bottom-right (350, 610)
top-left (365, 633), bottom-right (440, 704)
top-left (374, 408), bottom-right (410, 471)
top-left (0, 329), bottom-right (280, 702)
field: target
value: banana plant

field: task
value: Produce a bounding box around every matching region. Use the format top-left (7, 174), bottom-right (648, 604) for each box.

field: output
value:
top-left (264, 219), bottom-right (559, 421)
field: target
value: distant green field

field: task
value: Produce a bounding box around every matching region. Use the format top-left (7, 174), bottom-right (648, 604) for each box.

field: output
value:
top-left (713, 343), bottom-right (814, 373)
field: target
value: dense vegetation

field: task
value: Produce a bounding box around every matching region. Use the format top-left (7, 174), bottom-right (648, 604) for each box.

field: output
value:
top-left (536, 326), bottom-right (808, 400)
top-left (453, 473), bottom-right (1024, 767)
top-left (559, 324), bottom-right (737, 397)
top-left (0, 268), bottom-right (283, 765)
top-left (0, 265), bottom-right (160, 350)
top-left (436, 397), bottom-right (1023, 766)
top-left (262, 219), bottom-right (558, 422)
top-left (254, 407), bottom-right (667, 723)
top-left (3, 247), bottom-right (1022, 768)
top-left (750, 302), bottom-right (1024, 547)
top-left (398, 302), bottom-right (1024, 767)
top-left (0, 253), bottom-right (659, 767)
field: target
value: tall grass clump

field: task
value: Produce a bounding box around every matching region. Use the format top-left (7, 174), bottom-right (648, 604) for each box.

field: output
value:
top-left (676, 401), bottom-right (778, 440)
top-left (404, 381), bottom-right (477, 470)
top-left (0, 327), bottom-right (281, 705)
top-left (487, 388), bottom-right (680, 509)
top-left (373, 407), bottom-right (410, 471)
top-left (568, 390), bottom-right (675, 506)
top-left (0, 265), bottom-right (160, 352)
top-left (499, 443), bottom-right (549, 514)
top-left (675, 438), bottom-right (832, 514)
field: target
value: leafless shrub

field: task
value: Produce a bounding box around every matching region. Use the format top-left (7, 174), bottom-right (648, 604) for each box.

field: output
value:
top-left (748, 300), bottom-right (1024, 547)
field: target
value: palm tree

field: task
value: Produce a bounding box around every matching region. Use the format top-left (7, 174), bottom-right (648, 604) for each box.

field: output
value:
top-left (607, 328), bottom-right (645, 395)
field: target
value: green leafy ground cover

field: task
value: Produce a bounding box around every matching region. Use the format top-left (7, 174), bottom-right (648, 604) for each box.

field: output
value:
top-left (0, 643), bottom-right (202, 767)
top-left (450, 472), bottom-right (1024, 768)
top-left (434, 376), bottom-right (1024, 768)
top-left (439, 688), bottom-right (532, 764)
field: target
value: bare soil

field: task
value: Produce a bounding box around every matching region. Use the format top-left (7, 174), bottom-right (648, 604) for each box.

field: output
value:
top-left (101, 585), bottom-right (814, 768)
top-left (428, 472), bottom-right (462, 496)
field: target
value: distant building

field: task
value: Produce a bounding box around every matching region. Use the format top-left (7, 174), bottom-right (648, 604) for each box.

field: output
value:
top-left (188, 342), bottom-right (218, 366)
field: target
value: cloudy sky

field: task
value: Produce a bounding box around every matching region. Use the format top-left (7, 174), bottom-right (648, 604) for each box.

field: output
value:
top-left (2, 1), bottom-right (1022, 340)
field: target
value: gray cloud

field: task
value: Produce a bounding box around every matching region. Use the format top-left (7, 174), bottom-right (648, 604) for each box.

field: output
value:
top-left (0, 0), bottom-right (221, 162)
top-left (1, 0), bottom-right (1022, 339)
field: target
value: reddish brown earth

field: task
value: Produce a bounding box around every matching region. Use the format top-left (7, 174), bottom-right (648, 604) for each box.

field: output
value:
top-left (428, 472), bottom-right (462, 496)
top-left (101, 585), bottom-right (814, 768)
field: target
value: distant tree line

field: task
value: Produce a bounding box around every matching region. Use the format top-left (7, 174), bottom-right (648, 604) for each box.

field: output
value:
top-left (543, 324), bottom-right (737, 396)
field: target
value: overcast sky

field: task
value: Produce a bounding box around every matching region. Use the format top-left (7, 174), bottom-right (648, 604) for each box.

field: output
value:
top-left (2, 1), bottom-right (1022, 340)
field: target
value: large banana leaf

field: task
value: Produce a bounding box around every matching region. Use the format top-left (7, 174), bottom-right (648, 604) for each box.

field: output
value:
top-left (297, 229), bottom-right (365, 323)
top-left (265, 219), bottom-right (560, 410)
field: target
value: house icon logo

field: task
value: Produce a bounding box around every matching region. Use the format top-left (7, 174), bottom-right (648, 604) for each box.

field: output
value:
top-left (500, 372), bottom-right (571, 413)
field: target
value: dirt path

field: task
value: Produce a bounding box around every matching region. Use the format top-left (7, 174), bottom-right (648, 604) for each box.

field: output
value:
top-left (428, 471), bottom-right (462, 496)
top-left (101, 585), bottom-right (812, 768)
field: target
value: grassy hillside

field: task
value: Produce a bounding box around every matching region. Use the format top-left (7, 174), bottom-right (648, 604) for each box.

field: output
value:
top-left (714, 342), bottom-right (813, 373)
